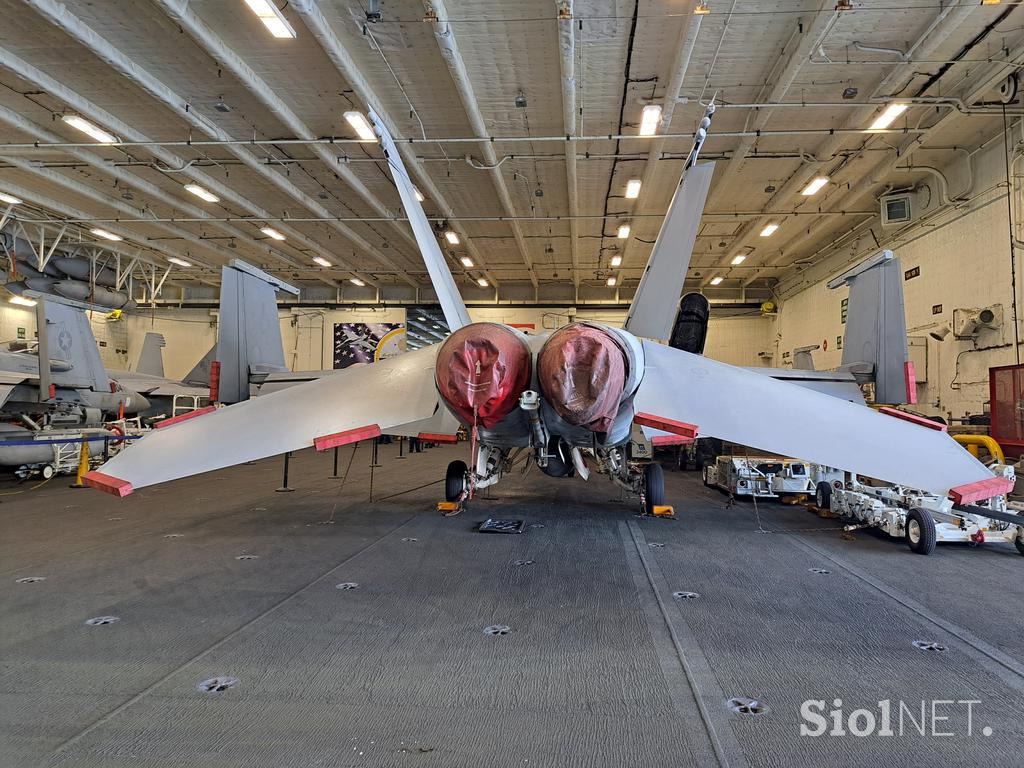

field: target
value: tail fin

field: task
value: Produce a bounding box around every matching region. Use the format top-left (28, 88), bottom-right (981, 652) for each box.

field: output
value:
top-left (369, 111), bottom-right (471, 332)
top-left (135, 332), bottom-right (166, 376)
top-left (216, 260), bottom-right (298, 404)
top-left (828, 250), bottom-right (911, 404)
top-left (36, 296), bottom-right (109, 392)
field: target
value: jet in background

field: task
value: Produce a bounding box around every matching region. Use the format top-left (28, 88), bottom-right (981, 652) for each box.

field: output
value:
top-left (84, 110), bottom-right (1005, 512)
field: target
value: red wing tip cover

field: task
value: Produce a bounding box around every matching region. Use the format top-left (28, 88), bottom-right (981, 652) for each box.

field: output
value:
top-left (878, 407), bottom-right (946, 431)
top-left (83, 471), bottom-right (134, 497)
top-left (418, 432), bottom-right (460, 444)
top-left (313, 424), bottom-right (382, 452)
top-left (949, 476), bottom-right (1014, 505)
top-left (634, 412), bottom-right (700, 439)
top-left (651, 435), bottom-right (695, 446)
top-left (154, 405), bottom-right (217, 429)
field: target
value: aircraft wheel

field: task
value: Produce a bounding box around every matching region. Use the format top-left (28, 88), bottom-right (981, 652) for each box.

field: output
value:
top-left (815, 481), bottom-right (832, 509)
top-left (1014, 530), bottom-right (1024, 557)
top-left (644, 463), bottom-right (665, 515)
top-left (445, 460), bottom-right (468, 502)
top-left (41, 464), bottom-right (55, 480)
top-left (905, 508), bottom-right (937, 555)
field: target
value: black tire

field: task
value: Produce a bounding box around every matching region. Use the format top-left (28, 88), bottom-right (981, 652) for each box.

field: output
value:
top-left (905, 508), bottom-right (937, 555)
top-left (445, 460), bottom-right (468, 502)
top-left (1014, 532), bottom-right (1024, 557)
top-left (644, 463), bottom-right (665, 515)
top-left (815, 481), bottom-right (832, 510)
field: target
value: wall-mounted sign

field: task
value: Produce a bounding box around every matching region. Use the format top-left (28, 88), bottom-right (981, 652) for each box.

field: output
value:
top-left (836, 335), bottom-right (843, 350)
top-left (16, 327), bottom-right (25, 339)
top-left (904, 266), bottom-right (920, 281)
top-left (932, 304), bottom-right (943, 315)
top-left (841, 297), bottom-right (848, 324)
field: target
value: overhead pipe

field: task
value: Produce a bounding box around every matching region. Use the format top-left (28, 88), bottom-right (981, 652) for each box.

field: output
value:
top-left (287, 0), bottom-right (499, 289)
top-left (21, 0), bottom-right (401, 288)
top-left (424, 0), bottom-right (538, 288)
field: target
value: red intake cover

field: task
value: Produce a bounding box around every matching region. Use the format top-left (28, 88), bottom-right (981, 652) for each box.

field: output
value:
top-left (435, 323), bottom-right (532, 429)
top-left (538, 323), bottom-right (627, 434)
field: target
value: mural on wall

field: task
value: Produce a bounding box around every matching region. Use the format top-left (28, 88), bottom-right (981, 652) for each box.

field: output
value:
top-left (332, 323), bottom-right (406, 368)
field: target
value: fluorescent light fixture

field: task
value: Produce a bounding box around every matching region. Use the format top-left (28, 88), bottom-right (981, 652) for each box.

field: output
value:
top-left (617, 224), bottom-right (630, 239)
top-left (349, 277), bottom-right (366, 287)
top-left (0, 193), bottom-right (22, 205)
top-left (610, 255), bottom-right (623, 267)
top-left (639, 104), bottom-right (662, 136)
top-left (694, 1), bottom-right (710, 14)
top-left (184, 183), bottom-right (220, 203)
top-left (414, 187), bottom-right (425, 202)
top-left (10, 296), bottom-right (36, 307)
top-left (260, 226), bottom-right (286, 241)
top-left (709, 276), bottom-right (723, 285)
top-left (760, 223), bottom-right (779, 237)
top-left (167, 257), bottom-right (192, 267)
top-left (62, 115), bottom-right (118, 144)
top-left (343, 111), bottom-right (377, 142)
top-left (91, 228), bottom-right (123, 241)
top-left (312, 256), bottom-right (332, 267)
top-left (730, 254), bottom-right (746, 265)
top-left (477, 278), bottom-right (489, 287)
top-left (801, 176), bottom-right (829, 196)
top-left (445, 230), bottom-right (460, 245)
top-left (868, 102), bottom-right (908, 131)
top-left (460, 256), bottom-right (474, 268)
top-left (243, 0), bottom-right (297, 38)
top-left (982, 0), bottom-right (1002, 4)
top-left (625, 179), bottom-right (642, 199)
top-left (417, 316), bottom-right (427, 321)
top-left (606, 276), bottom-right (617, 287)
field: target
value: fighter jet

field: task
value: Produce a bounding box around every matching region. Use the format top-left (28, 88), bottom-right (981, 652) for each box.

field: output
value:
top-left (83, 112), bottom-right (1007, 510)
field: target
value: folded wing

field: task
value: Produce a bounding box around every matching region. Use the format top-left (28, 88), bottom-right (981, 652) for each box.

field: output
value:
top-left (87, 344), bottom-right (442, 494)
top-left (635, 341), bottom-right (991, 496)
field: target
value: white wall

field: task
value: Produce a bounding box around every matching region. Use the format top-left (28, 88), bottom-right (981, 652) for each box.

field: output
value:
top-left (774, 137), bottom-right (1022, 420)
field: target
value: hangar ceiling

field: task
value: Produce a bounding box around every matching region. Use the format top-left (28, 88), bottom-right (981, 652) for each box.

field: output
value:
top-left (0, 0), bottom-right (1021, 305)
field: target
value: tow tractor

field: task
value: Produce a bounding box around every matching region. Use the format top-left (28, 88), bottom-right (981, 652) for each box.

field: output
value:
top-left (811, 464), bottom-right (1024, 556)
top-left (702, 455), bottom-right (814, 499)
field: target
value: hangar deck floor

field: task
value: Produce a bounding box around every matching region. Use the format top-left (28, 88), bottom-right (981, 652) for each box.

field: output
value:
top-left (1, 443), bottom-right (1022, 768)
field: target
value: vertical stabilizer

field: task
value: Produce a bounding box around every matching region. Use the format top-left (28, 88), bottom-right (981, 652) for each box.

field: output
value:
top-left (216, 260), bottom-right (297, 403)
top-left (135, 332), bottom-right (166, 376)
top-left (40, 297), bottom-right (109, 392)
top-left (369, 111), bottom-right (471, 332)
top-left (828, 250), bottom-right (910, 404)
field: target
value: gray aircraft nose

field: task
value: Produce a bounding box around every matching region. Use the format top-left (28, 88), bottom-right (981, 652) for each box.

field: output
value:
top-left (122, 390), bottom-right (150, 414)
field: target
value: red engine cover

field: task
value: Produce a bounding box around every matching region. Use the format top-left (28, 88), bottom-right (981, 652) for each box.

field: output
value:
top-left (435, 323), bottom-right (532, 429)
top-left (537, 323), bottom-right (627, 434)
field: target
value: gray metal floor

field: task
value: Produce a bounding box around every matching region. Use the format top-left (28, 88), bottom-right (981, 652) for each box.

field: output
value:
top-left (1, 443), bottom-right (1022, 768)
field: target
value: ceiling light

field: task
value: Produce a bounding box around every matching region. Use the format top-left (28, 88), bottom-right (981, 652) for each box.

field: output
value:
top-left (730, 254), bottom-right (746, 265)
top-left (868, 102), bottom-right (908, 131)
top-left (801, 176), bottom-right (829, 196)
top-left (760, 223), bottom-right (779, 237)
top-left (606, 276), bottom-right (617, 287)
top-left (10, 296), bottom-right (37, 307)
top-left (0, 192), bottom-right (23, 205)
top-left (610, 255), bottom-right (623, 267)
top-left (184, 183), bottom-right (220, 203)
top-left (312, 256), bottom-right (332, 267)
top-left (639, 104), bottom-right (662, 136)
top-left (167, 257), bottom-right (192, 267)
top-left (460, 256), bottom-right (474, 268)
top-left (694, 1), bottom-right (711, 14)
top-left (349, 277), bottom-right (366, 287)
top-left (477, 277), bottom-right (489, 287)
top-left (617, 224), bottom-right (631, 239)
top-left (445, 230), bottom-right (460, 245)
top-left (625, 179), bottom-right (642, 199)
top-left (414, 187), bottom-right (425, 202)
top-left (709, 276), bottom-right (723, 285)
top-left (91, 228), bottom-right (123, 241)
top-left (62, 115), bottom-right (118, 144)
top-left (243, 0), bottom-right (297, 38)
top-left (343, 111), bottom-right (377, 142)
top-left (982, 0), bottom-right (1002, 4)
top-left (260, 226), bottom-right (286, 241)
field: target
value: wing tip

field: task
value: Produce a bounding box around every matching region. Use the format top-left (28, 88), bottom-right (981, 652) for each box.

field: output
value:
top-left (417, 432), bottom-right (459, 444)
top-left (949, 476), bottom-right (1014, 505)
top-left (83, 471), bottom-right (134, 498)
top-left (154, 405), bottom-right (217, 429)
top-left (314, 424), bottom-right (382, 452)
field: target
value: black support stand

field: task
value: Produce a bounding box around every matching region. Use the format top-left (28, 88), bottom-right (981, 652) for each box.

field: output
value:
top-left (275, 451), bottom-right (295, 492)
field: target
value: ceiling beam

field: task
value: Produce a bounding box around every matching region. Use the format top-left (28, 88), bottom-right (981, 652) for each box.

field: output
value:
top-left (555, 0), bottom-right (579, 288)
top-left (423, 0), bottom-right (539, 289)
